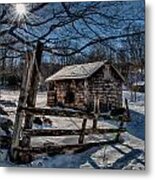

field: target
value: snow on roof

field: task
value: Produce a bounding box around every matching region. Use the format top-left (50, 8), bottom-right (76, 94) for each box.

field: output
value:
top-left (45, 61), bottom-right (105, 81)
top-left (45, 61), bottom-right (125, 82)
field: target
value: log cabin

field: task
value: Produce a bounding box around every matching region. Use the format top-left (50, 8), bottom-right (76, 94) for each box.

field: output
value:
top-left (45, 61), bottom-right (125, 113)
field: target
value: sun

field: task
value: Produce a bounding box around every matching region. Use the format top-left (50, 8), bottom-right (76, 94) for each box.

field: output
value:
top-left (15, 4), bottom-right (27, 17)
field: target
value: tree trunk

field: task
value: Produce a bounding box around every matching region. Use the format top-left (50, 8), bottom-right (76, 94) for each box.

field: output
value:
top-left (24, 41), bottom-right (43, 130)
top-left (24, 41), bottom-right (43, 146)
top-left (10, 41), bottom-right (43, 161)
top-left (11, 52), bottom-right (35, 149)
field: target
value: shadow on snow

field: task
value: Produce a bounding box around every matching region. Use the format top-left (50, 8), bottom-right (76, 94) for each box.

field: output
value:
top-left (127, 110), bottom-right (145, 140)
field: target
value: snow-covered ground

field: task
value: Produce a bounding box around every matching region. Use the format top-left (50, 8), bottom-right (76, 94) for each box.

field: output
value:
top-left (123, 91), bottom-right (145, 141)
top-left (0, 89), bottom-right (145, 169)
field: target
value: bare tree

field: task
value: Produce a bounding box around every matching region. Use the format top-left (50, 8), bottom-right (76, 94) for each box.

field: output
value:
top-left (0, 1), bottom-right (144, 86)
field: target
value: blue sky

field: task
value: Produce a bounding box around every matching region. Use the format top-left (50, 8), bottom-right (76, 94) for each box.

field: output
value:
top-left (0, 1), bottom-right (145, 62)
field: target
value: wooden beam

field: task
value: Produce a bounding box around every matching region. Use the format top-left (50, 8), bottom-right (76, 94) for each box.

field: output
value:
top-left (23, 41), bottom-right (43, 147)
top-left (14, 139), bottom-right (120, 156)
top-left (125, 98), bottom-right (130, 121)
top-left (78, 118), bottom-right (87, 144)
top-left (24, 41), bottom-right (43, 130)
top-left (21, 107), bottom-right (95, 119)
top-left (98, 114), bottom-right (130, 122)
top-left (11, 51), bottom-right (35, 149)
top-left (115, 121), bottom-right (124, 142)
top-left (84, 79), bottom-right (88, 105)
top-left (11, 42), bottom-right (43, 162)
top-left (93, 115), bottom-right (98, 129)
top-left (93, 93), bottom-right (100, 129)
top-left (23, 128), bottom-right (126, 137)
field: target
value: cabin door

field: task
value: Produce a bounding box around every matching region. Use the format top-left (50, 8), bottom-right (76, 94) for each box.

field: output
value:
top-left (65, 83), bottom-right (75, 106)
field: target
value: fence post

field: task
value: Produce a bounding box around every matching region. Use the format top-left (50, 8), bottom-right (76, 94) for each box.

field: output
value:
top-left (78, 118), bottom-right (87, 144)
top-left (24, 41), bottom-right (43, 147)
top-left (125, 98), bottom-right (130, 120)
top-left (115, 121), bottom-right (124, 142)
top-left (10, 41), bottom-right (43, 162)
top-left (93, 93), bottom-right (100, 129)
top-left (11, 52), bottom-right (34, 155)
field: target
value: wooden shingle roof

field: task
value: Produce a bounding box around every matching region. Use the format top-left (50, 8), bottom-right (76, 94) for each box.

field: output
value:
top-left (45, 61), bottom-right (125, 82)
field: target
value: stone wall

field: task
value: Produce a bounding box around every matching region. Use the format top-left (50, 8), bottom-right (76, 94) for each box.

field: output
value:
top-left (87, 65), bottom-right (122, 112)
top-left (47, 64), bottom-right (123, 112)
top-left (47, 79), bottom-right (87, 109)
